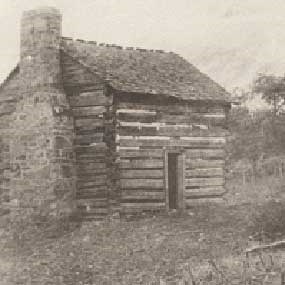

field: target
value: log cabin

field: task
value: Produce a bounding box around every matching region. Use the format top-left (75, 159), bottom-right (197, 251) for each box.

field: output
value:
top-left (0, 7), bottom-right (232, 220)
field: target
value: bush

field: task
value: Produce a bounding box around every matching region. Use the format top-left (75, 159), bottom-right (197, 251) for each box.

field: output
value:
top-left (249, 199), bottom-right (285, 241)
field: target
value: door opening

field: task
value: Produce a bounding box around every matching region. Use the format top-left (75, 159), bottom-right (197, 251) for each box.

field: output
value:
top-left (167, 152), bottom-right (184, 210)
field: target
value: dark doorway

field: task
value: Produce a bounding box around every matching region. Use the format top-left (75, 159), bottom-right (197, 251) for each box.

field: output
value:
top-left (168, 153), bottom-right (179, 209)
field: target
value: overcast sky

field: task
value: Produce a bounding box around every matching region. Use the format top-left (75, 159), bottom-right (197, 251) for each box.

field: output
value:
top-left (1, 0), bottom-right (285, 90)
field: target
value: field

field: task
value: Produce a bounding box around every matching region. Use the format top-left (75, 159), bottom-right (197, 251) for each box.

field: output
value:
top-left (1, 177), bottom-right (285, 284)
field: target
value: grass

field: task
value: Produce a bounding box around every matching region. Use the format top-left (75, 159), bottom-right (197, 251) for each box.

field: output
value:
top-left (1, 176), bottom-right (285, 284)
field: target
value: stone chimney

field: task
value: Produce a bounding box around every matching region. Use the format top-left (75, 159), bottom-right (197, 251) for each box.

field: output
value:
top-left (20, 7), bottom-right (62, 88)
top-left (9, 7), bottom-right (76, 223)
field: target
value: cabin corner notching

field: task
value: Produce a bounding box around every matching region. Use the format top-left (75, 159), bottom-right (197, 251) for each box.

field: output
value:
top-left (0, 7), bottom-right (232, 220)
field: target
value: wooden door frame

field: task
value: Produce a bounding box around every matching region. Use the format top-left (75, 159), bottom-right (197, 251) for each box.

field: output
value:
top-left (164, 149), bottom-right (185, 211)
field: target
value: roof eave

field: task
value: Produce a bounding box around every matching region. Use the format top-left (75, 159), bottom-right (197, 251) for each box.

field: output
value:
top-left (109, 85), bottom-right (233, 105)
top-left (0, 64), bottom-right (20, 92)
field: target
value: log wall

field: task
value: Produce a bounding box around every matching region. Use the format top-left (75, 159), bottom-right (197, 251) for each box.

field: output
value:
top-left (63, 50), bottom-right (119, 219)
top-left (115, 95), bottom-right (229, 213)
top-left (67, 86), bottom-right (113, 219)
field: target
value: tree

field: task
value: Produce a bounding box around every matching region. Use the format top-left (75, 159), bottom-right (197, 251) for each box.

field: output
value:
top-left (253, 74), bottom-right (285, 153)
top-left (253, 74), bottom-right (285, 116)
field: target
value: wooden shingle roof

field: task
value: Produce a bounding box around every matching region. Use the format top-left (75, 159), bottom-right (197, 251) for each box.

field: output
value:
top-left (63, 38), bottom-right (231, 102)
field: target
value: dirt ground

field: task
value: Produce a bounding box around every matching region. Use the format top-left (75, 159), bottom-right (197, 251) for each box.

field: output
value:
top-left (1, 177), bottom-right (285, 284)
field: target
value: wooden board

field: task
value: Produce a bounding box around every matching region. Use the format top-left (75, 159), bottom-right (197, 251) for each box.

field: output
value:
top-left (76, 189), bottom-right (107, 199)
top-left (185, 177), bottom-right (225, 187)
top-left (75, 118), bottom-right (104, 128)
top-left (185, 159), bottom-right (225, 169)
top-left (75, 144), bottom-right (107, 153)
top-left (72, 106), bottom-right (106, 117)
top-left (119, 148), bottom-right (164, 159)
top-left (74, 133), bottom-right (104, 145)
top-left (77, 177), bottom-right (107, 188)
top-left (121, 190), bottom-right (165, 200)
top-left (77, 198), bottom-right (108, 208)
top-left (117, 102), bottom-right (225, 114)
top-left (184, 187), bottom-right (225, 198)
top-left (185, 149), bottom-right (225, 159)
top-left (118, 137), bottom-right (225, 148)
top-left (77, 162), bottom-right (106, 171)
top-left (185, 197), bottom-right (225, 207)
top-left (118, 125), bottom-right (227, 137)
top-left (185, 168), bottom-right (224, 178)
top-left (76, 169), bottom-right (107, 176)
top-left (120, 178), bottom-right (164, 189)
top-left (120, 202), bottom-right (165, 210)
top-left (117, 112), bottom-right (156, 123)
top-left (120, 169), bottom-right (163, 179)
top-left (119, 159), bottom-right (164, 169)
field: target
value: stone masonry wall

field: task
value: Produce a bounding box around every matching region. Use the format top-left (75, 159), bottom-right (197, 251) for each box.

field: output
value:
top-left (7, 7), bottom-right (77, 223)
top-left (0, 68), bottom-right (20, 222)
top-left (9, 87), bottom-right (76, 221)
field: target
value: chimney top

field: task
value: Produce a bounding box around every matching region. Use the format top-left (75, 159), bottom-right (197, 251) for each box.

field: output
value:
top-left (20, 6), bottom-right (62, 87)
top-left (22, 6), bottom-right (61, 17)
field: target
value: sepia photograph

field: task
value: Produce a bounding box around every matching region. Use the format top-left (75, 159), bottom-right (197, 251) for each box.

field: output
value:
top-left (1, 0), bottom-right (285, 284)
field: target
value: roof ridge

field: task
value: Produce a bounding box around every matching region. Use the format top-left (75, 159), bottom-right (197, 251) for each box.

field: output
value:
top-left (61, 36), bottom-right (176, 55)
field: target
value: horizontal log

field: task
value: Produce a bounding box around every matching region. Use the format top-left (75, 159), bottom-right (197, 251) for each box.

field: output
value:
top-left (118, 137), bottom-right (225, 148)
top-left (185, 197), bottom-right (225, 207)
top-left (117, 109), bottom-right (157, 115)
top-left (185, 177), bottom-right (225, 187)
top-left (184, 187), bottom-right (225, 198)
top-left (76, 157), bottom-right (107, 163)
top-left (77, 169), bottom-right (107, 176)
top-left (75, 118), bottom-right (104, 128)
top-left (119, 159), bottom-right (164, 169)
top-left (185, 159), bottom-right (225, 169)
top-left (75, 126), bottom-right (105, 132)
top-left (118, 125), bottom-right (227, 137)
top-left (121, 199), bottom-right (164, 204)
top-left (76, 151), bottom-right (106, 159)
top-left (76, 156), bottom-right (106, 163)
top-left (75, 127), bottom-right (105, 136)
top-left (116, 111), bottom-right (226, 127)
top-left (117, 135), bottom-right (225, 143)
top-left (185, 168), bottom-right (224, 178)
top-left (120, 202), bottom-right (165, 209)
top-left (75, 144), bottom-right (107, 153)
top-left (81, 208), bottom-right (109, 215)
top-left (76, 190), bottom-right (107, 200)
top-left (119, 149), bottom-right (164, 159)
top-left (121, 191), bottom-right (165, 200)
top-left (74, 133), bottom-right (104, 145)
top-left (77, 162), bottom-right (106, 171)
top-left (185, 149), bottom-right (225, 159)
top-left (72, 106), bottom-right (106, 117)
top-left (120, 169), bottom-right (163, 179)
top-left (117, 113), bottom-right (156, 123)
top-left (117, 102), bottom-right (224, 114)
top-left (77, 199), bottom-right (108, 208)
top-left (77, 171), bottom-right (107, 177)
top-left (77, 177), bottom-right (107, 188)
top-left (120, 178), bottom-right (164, 189)
top-left (69, 93), bottom-right (111, 107)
